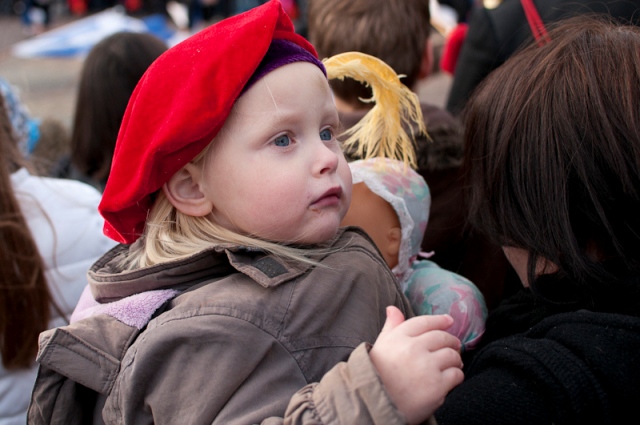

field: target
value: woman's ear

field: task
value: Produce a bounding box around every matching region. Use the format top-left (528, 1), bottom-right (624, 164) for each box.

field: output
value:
top-left (162, 163), bottom-right (212, 217)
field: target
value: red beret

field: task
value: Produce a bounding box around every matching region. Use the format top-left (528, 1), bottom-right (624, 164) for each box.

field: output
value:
top-left (99, 0), bottom-right (319, 244)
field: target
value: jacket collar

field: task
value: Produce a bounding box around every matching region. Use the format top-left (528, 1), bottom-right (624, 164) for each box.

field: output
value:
top-left (87, 229), bottom-right (353, 303)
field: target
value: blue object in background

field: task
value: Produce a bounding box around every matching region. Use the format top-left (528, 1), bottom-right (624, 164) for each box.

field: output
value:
top-left (11, 7), bottom-right (177, 58)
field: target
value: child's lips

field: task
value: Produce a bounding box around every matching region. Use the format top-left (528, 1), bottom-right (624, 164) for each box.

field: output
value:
top-left (311, 186), bottom-right (343, 209)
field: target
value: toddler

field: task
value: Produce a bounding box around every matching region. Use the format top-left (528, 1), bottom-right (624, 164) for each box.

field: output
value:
top-left (28, 1), bottom-right (462, 424)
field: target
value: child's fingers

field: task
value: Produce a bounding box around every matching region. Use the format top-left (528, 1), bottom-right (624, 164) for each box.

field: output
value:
top-left (428, 347), bottom-right (464, 371)
top-left (394, 313), bottom-right (455, 338)
top-left (417, 330), bottom-right (462, 353)
top-left (380, 306), bottom-right (406, 333)
top-left (439, 364), bottom-right (465, 391)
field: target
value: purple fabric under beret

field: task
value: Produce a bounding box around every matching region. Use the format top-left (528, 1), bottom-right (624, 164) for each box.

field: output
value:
top-left (243, 38), bottom-right (326, 93)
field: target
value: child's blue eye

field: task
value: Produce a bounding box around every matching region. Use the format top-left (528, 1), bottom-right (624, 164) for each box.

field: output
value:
top-left (320, 129), bottom-right (333, 141)
top-left (274, 135), bottom-right (291, 147)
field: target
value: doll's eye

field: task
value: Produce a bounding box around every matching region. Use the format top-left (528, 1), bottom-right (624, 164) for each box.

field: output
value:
top-left (274, 135), bottom-right (291, 147)
top-left (319, 129), bottom-right (333, 141)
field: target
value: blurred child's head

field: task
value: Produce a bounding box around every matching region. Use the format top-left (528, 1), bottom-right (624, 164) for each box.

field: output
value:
top-left (71, 31), bottom-right (167, 188)
top-left (341, 158), bottom-right (430, 277)
top-left (307, 0), bottom-right (432, 108)
top-left (464, 16), bottom-right (640, 290)
top-left (99, 1), bottom-right (351, 267)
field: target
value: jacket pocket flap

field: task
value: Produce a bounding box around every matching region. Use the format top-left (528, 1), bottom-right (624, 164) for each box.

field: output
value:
top-left (37, 327), bottom-right (120, 394)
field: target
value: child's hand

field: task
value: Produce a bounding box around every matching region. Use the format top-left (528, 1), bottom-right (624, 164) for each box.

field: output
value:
top-left (370, 306), bottom-right (464, 425)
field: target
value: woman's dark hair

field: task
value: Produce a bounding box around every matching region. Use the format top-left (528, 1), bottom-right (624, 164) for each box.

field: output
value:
top-left (463, 15), bottom-right (640, 291)
top-left (70, 32), bottom-right (167, 189)
top-left (0, 90), bottom-right (53, 369)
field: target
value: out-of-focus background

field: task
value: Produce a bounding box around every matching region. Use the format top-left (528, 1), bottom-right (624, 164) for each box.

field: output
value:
top-left (0, 0), bottom-right (453, 134)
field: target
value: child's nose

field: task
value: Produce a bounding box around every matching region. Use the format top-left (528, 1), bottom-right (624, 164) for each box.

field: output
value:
top-left (312, 141), bottom-right (340, 176)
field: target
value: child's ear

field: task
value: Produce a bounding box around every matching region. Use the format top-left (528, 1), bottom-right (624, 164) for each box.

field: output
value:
top-left (162, 163), bottom-right (212, 217)
top-left (418, 37), bottom-right (434, 80)
top-left (385, 227), bottom-right (402, 269)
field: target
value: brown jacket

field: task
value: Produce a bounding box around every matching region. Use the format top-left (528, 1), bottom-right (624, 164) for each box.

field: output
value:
top-left (29, 227), bottom-right (414, 424)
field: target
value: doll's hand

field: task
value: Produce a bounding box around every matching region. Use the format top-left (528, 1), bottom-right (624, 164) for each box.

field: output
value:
top-left (370, 306), bottom-right (464, 425)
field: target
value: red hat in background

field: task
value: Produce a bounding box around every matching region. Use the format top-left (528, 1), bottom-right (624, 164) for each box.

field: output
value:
top-left (99, 0), bottom-right (319, 244)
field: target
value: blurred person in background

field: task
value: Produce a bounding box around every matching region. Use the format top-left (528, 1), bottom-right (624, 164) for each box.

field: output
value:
top-left (0, 78), bottom-right (115, 425)
top-left (446, 0), bottom-right (640, 115)
top-left (54, 31), bottom-right (167, 191)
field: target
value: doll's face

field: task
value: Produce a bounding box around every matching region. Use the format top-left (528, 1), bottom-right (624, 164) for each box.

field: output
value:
top-left (200, 62), bottom-right (352, 244)
top-left (341, 182), bottom-right (401, 268)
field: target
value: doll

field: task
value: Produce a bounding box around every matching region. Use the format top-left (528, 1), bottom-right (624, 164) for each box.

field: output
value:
top-left (328, 52), bottom-right (486, 350)
top-left (342, 157), bottom-right (487, 350)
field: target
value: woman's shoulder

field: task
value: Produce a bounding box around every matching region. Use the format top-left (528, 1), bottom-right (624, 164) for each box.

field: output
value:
top-left (445, 309), bottom-right (640, 423)
top-left (473, 309), bottom-right (640, 375)
top-left (527, 309), bottom-right (640, 347)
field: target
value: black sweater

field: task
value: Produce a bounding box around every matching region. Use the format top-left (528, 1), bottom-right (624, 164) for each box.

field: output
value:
top-left (436, 278), bottom-right (640, 424)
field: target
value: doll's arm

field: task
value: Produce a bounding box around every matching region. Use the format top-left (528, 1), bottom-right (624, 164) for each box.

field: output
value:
top-left (405, 260), bottom-right (488, 350)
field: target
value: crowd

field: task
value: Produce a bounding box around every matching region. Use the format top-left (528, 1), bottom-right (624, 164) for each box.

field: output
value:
top-left (1, 0), bottom-right (640, 424)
